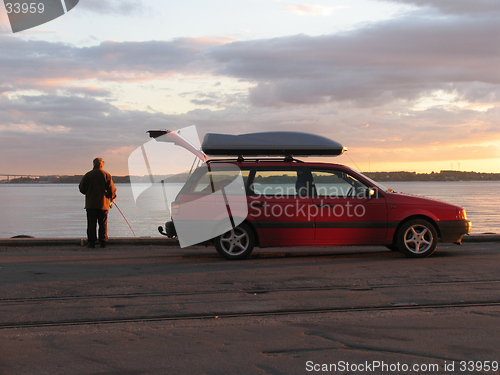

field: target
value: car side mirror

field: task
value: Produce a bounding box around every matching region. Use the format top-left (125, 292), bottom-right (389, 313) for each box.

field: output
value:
top-left (354, 187), bottom-right (376, 199)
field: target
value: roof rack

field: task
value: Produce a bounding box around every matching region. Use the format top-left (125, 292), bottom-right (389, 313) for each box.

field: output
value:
top-left (207, 156), bottom-right (305, 164)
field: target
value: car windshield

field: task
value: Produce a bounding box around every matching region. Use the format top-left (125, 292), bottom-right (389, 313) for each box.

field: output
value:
top-left (347, 167), bottom-right (391, 192)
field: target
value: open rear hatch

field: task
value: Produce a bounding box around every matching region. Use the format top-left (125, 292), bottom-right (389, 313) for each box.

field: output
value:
top-left (148, 129), bottom-right (207, 162)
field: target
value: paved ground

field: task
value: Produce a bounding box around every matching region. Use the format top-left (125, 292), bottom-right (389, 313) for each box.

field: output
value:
top-left (0, 242), bottom-right (499, 374)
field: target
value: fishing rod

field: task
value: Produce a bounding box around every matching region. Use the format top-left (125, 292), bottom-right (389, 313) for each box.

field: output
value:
top-left (111, 201), bottom-right (137, 237)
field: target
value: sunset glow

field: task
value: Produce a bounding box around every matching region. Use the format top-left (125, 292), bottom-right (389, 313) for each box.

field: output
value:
top-left (0, 1), bottom-right (499, 176)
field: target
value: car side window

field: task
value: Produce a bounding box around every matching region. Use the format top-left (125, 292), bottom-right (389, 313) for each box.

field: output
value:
top-left (312, 170), bottom-right (369, 198)
top-left (250, 169), bottom-right (311, 197)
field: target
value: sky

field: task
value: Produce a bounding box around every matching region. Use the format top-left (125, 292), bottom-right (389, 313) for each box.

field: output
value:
top-left (0, 0), bottom-right (499, 176)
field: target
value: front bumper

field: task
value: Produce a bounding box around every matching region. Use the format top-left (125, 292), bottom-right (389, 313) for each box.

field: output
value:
top-left (437, 220), bottom-right (472, 244)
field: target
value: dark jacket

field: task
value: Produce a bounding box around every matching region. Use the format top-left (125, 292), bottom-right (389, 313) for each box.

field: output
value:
top-left (79, 167), bottom-right (117, 210)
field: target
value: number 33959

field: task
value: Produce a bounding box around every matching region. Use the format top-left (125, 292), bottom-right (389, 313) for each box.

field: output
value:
top-left (5, 2), bottom-right (45, 13)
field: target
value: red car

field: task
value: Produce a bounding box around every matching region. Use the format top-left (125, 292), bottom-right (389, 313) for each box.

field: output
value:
top-left (150, 130), bottom-right (472, 260)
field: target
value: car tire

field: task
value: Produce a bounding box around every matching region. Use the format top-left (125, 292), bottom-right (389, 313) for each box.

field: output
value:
top-left (396, 219), bottom-right (438, 258)
top-left (215, 223), bottom-right (255, 260)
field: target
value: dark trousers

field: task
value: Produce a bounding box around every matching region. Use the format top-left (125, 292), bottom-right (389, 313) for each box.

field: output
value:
top-left (86, 209), bottom-right (109, 243)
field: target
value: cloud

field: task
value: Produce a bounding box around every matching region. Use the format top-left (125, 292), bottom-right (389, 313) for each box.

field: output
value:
top-left (283, 4), bottom-right (346, 16)
top-left (0, 93), bottom-right (181, 138)
top-left (2, 5), bottom-right (498, 109)
top-left (77, 0), bottom-right (146, 15)
top-left (208, 14), bottom-right (500, 107)
top-left (0, 36), bottom-right (230, 92)
top-left (381, 0), bottom-right (500, 16)
top-left (61, 86), bottom-right (113, 98)
top-left (0, 92), bottom-right (193, 174)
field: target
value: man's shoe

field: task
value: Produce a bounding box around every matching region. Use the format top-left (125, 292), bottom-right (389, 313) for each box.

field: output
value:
top-left (87, 242), bottom-right (95, 249)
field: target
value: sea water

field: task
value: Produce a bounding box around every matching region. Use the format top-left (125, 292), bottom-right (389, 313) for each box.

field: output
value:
top-left (0, 181), bottom-right (498, 238)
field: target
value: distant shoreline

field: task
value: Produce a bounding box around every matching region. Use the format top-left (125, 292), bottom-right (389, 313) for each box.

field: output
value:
top-left (1, 170), bottom-right (500, 184)
top-left (365, 170), bottom-right (500, 182)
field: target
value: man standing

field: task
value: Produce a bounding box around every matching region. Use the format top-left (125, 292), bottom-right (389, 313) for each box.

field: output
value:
top-left (79, 158), bottom-right (117, 248)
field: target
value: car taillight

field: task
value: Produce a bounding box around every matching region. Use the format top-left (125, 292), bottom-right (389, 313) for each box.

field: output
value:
top-left (458, 209), bottom-right (467, 220)
top-left (171, 202), bottom-right (180, 215)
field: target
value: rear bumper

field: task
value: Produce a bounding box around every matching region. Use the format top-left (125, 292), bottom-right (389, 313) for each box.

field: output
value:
top-left (437, 220), bottom-right (472, 243)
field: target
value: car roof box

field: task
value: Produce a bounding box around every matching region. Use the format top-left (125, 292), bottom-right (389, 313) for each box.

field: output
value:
top-left (202, 131), bottom-right (345, 157)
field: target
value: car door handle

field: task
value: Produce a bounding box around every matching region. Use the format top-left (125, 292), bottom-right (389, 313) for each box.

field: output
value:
top-left (316, 204), bottom-right (334, 207)
top-left (250, 202), bottom-right (268, 207)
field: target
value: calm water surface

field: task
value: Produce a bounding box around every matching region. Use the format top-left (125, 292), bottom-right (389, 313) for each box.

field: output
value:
top-left (0, 184), bottom-right (168, 238)
top-left (384, 181), bottom-right (500, 234)
top-left (0, 181), bottom-right (498, 238)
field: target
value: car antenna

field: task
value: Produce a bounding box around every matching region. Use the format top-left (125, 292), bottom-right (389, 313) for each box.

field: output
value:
top-left (345, 152), bottom-right (363, 172)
